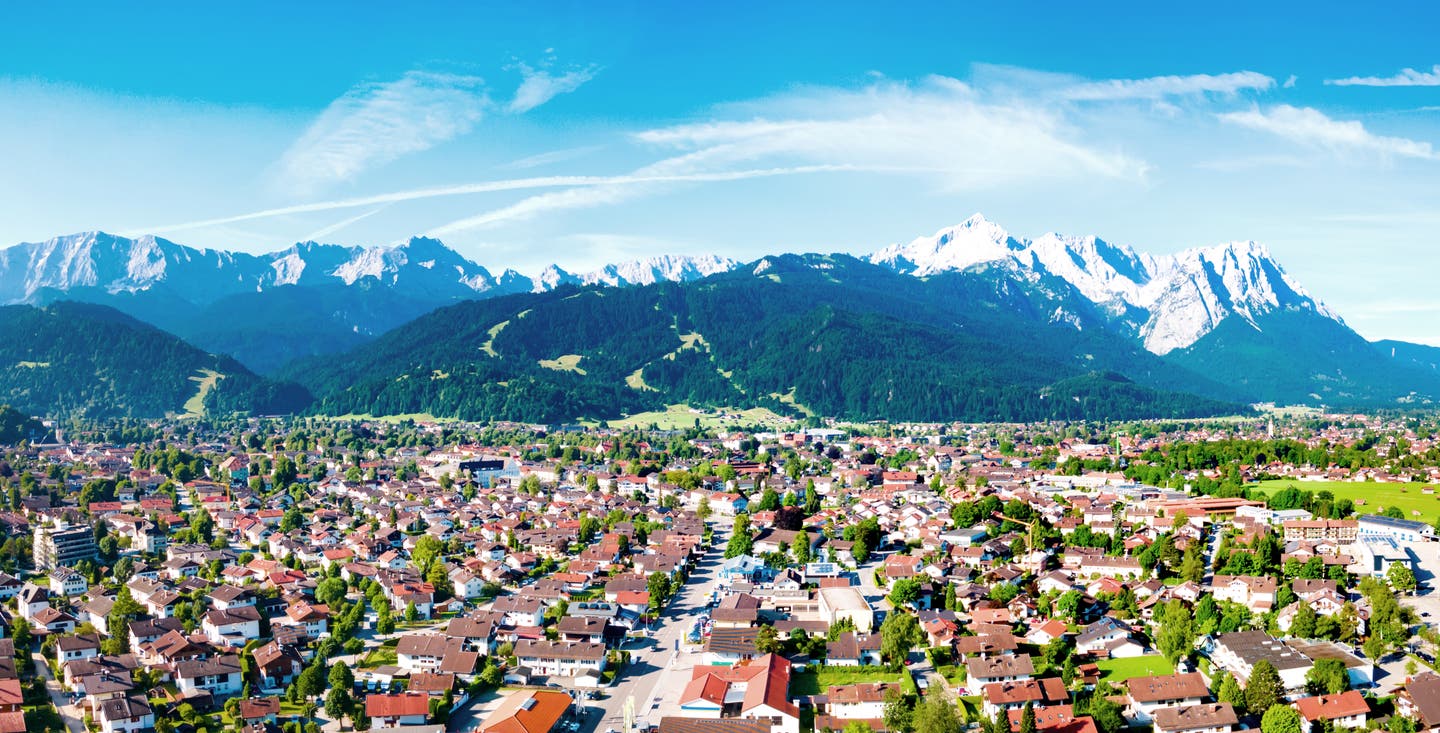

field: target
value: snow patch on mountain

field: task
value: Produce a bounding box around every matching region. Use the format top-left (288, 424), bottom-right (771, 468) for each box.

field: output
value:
top-left (869, 214), bottom-right (1028, 276)
top-left (867, 214), bottom-right (1340, 354)
top-left (574, 254), bottom-right (739, 288)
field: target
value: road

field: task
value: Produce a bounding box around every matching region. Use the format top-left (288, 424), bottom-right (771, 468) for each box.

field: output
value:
top-left (32, 651), bottom-right (84, 733)
top-left (851, 546), bottom-right (894, 625)
top-left (1202, 522), bottom-right (1223, 585)
top-left (573, 523), bottom-right (729, 733)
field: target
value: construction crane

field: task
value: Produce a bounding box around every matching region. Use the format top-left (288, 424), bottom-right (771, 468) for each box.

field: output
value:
top-left (992, 511), bottom-right (1041, 553)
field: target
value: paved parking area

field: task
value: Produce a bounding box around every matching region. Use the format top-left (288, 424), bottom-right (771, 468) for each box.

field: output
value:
top-left (1402, 542), bottom-right (1440, 627)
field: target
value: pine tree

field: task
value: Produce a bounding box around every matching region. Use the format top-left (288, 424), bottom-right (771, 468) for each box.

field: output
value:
top-left (1245, 659), bottom-right (1283, 714)
top-left (1021, 703), bottom-right (1038, 733)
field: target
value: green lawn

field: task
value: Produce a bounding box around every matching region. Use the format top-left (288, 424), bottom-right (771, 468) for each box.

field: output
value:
top-left (1094, 655), bottom-right (1174, 682)
top-left (362, 640), bottom-right (399, 668)
top-left (936, 664), bottom-right (967, 685)
top-left (790, 666), bottom-right (906, 696)
top-left (1250, 479), bottom-right (1440, 524)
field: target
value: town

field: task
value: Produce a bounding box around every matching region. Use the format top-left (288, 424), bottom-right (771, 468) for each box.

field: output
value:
top-left (3, 411), bottom-right (1440, 733)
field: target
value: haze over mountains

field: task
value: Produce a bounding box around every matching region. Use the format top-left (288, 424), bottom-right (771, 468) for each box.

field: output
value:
top-left (0, 215), bottom-right (1436, 421)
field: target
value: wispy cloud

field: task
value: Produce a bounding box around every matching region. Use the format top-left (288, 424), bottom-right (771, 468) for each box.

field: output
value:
top-left (1326, 65), bottom-right (1440, 87)
top-left (1058, 71), bottom-right (1275, 101)
top-left (133, 168), bottom-right (855, 236)
top-left (497, 145), bottom-right (605, 170)
top-left (1218, 105), bottom-right (1440, 161)
top-left (636, 75), bottom-right (1148, 188)
top-left (422, 165), bottom-right (855, 237)
top-left (276, 71), bottom-right (490, 195)
top-left (420, 75), bottom-right (1152, 238)
top-left (508, 63), bottom-right (598, 113)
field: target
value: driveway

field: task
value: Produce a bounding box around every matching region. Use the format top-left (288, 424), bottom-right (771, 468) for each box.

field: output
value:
top-left (32, 651), bottom-right (84, 733)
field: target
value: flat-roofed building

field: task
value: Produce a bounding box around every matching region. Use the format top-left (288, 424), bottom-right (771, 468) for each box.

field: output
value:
top-left (817, 586), bottom-right (873, 633)
top-left (1358, 514), bottom-right (1434, 543)
top-left (1211, 631), bottom-right (1312, 692)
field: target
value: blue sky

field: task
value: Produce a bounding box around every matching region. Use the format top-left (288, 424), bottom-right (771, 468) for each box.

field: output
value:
top-left (3, 1), bottom-right (1440, 342)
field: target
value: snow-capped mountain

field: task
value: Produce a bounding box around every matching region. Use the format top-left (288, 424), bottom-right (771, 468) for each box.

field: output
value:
top-left (867, 214), bottom-right (1340, 354)
top-left (0, 231), bottom-right (740, 305)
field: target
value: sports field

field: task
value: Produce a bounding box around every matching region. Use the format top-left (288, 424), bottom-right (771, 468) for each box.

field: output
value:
top-left (1250, 479), bottom-right (1440, 524)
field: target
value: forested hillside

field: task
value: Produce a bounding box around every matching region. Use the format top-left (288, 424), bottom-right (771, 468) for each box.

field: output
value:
top-left (286, 255), bottom-right (1244, 423)
top-left (0, 302), bottom-right (312, 419)
top-left (0, 405), bottom-right (42, 443)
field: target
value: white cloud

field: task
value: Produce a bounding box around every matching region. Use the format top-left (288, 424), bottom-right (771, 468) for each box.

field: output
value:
top-left (635, 76), bottom-right (1147, 189)
top-left (276, 71), bottom-right (490, 194)
top-left (508, 63), bottom-right (598, 114)
top-left (1326, 65), bottom-right (1440, 87)
top-left (422, 165), bottom-right (852, 237)
top-left (1283, 75), bottom-right (1298, 89)
top-left (420, 75), bottom-right (1152, 238)
top-left (1218, 105), bottom-right (1440, 161)
top-left (1057, 71), bottom-right (1274, 101)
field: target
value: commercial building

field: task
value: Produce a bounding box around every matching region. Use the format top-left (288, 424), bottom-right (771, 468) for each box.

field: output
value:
top-left (1209, 631), bottom-right (1313, 692)
top-left (1352, 536), bottom-right (1412, 577)
top-left (33, 524), bottom-right (98, 570)
top-left (1357, 514), bottom-right (1434, 543)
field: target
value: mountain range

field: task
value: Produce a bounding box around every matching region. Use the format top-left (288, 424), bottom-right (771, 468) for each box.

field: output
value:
top-left (1, 215), bottom-right (1436, 421)
top-left (0, 231), bottom-right (737, 372)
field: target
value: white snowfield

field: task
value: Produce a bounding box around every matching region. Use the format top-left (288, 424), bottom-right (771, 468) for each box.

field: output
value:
top-left (867, 213), bottom-right (1339, 354)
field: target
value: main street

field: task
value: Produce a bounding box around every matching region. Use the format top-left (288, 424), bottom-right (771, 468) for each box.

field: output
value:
top-left (581, 523), bottom-right (730, 733)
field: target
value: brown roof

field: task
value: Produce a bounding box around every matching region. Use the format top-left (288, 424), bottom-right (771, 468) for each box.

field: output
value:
top-left (1405, 673), bottom-right (1440, 726)
top-left (409, 672), bottom-right (456, 695)
top-left (1153, 703), bottom-right (1239, 732)
top-left (238, 697), bottom-right (282, 719)
top-left (967, 653), bottom-right (1035, 679)
top-left (1124, 672), bottom-right (1209, 704)
top-left (826, 681), bottom-right (900, 704)
top-left (983, 677), bottom-right (1069, 706)
top-left (0, 681), bottom-right (19, 708)
top-left (659, 718), bottom-right (770, 733)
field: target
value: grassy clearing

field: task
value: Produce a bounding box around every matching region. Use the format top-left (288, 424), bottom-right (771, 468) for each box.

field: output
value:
top-left (770, 388), bottom-right (815, 417)
top-left (1094, 655), bottom-right (1174, 682)
top-left (1250, 479), bottom-right (1440, 523)
top-left (481, 320), bottom-right (509, 357)
top-left (625, 367), bottom-right (655, 392)
top-left (538, 354), bottom-right (586, 374)
top-left (601, 404), bottom-right (796, 430)
top-left (181, 368), bottom-right (224, 418)
top-left (328, 413), bottom-right (455, 424)
top-left (789, 666), bottom-right (905, 696)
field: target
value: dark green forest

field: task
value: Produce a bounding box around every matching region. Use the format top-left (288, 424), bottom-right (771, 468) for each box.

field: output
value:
top-left (0, 405), bottom-right (42, 443)
top-left (283, 255), bottom-right (1244, 423)
top-left (1169, 309), bottom-right (1440, 406)
top-left (0, 302), bottom-right (311, 420)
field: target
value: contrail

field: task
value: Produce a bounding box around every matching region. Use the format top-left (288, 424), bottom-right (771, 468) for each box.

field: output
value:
top-left (127, 165), bottom-right (856, 237)
top-left (301, 205), bottom-right (391, 243)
